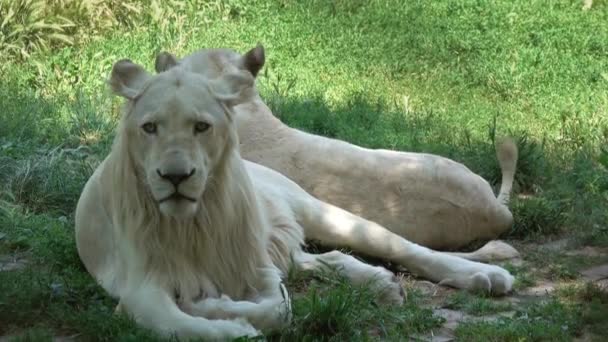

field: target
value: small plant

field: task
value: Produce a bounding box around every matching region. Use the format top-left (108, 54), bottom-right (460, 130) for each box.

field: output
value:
top-left (509, 195), bottom-right (565, 238)
top-left (262, 66), bottom-right (298, 114)
top-left (513, 134), bottom-right (547, 194)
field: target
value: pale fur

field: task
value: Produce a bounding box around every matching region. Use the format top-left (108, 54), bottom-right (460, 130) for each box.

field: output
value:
top-left (107, 132), bottom-right (268, 300)
top-left (156, 46), bottom-right (521, 255)
top-left (76, 57), bottom-right (517, 340)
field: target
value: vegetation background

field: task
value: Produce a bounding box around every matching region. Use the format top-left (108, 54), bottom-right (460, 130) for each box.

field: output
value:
top-left (0, 0), bottom-right (607, 340)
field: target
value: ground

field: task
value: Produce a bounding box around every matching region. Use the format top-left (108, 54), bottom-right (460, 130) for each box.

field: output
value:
top-left (2, 235), bottom-right (608, 341)
top-left (1, 0), bottom-right (607, 341)
top-left (406, 239), bottom-right (608, 342)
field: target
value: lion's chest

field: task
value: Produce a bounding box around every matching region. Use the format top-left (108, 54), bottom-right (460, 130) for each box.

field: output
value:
top-left (137, 207), bottom-right (266, 303)
top-left (171, 271), bottom-right (221, 304)
top-left (154, 251), bottom-right (253, 303)
top-left (142, 229), bottom-right (259, 303)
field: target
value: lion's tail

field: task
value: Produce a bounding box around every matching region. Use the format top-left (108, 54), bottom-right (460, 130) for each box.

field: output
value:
top-left (495, 137), bottom-right (518, 206)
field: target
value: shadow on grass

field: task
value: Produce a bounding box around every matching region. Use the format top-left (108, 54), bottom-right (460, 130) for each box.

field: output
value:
top-left (0, 81), bottom-right (115, 216)
top-left (1, 86), bottom-right (606, 238)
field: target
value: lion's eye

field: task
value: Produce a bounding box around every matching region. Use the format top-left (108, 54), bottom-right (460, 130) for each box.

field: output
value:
top-left (142, 122), bottom-right (157, 134)
top-left (194, 121), bottom-right (211, 134)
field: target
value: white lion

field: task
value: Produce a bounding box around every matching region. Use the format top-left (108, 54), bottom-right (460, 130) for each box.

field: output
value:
top-left (155, 45), bottom-right (520, 253)
top-left (75, 57), bottom-right (514, 339)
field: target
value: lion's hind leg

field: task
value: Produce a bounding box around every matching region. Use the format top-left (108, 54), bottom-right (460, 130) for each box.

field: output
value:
top-left (298, 198), bottom-right (514, 295)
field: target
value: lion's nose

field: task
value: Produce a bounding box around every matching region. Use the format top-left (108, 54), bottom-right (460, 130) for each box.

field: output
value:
top-left (157, 169), bottom-right (196, 187)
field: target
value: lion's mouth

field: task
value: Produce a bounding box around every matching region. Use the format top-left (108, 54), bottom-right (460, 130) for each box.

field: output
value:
top-left (159, 192), bottom-right (197, 203)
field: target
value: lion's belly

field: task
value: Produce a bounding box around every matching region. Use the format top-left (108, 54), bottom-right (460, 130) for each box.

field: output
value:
top-left (321, 152), bottom-right (509, 249)
top-left (247, 146), bottom-right (509, 250)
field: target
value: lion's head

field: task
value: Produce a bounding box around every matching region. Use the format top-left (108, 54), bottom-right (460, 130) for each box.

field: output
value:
top-left (154, 44), bottom-right (265, 82)
top-left (108, 59), bottom-right (256, 219)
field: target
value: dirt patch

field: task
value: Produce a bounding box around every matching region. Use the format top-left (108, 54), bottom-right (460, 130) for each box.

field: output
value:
top-left (568, 246), bottom-right (608, 258)
top-left (406, 240), bottom-right (608, 341)
top-left (404, 278), bottom-right (456, 307)
top-left (580, 264), bottom-right (608, 281)
top-left (0, 253), bottom-right (27, 272)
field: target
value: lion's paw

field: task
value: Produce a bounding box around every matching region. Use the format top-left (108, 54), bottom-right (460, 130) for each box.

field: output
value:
top-left (372, 269), bottom-right (405, 305)
top-left (438, 262), bottom-right (514, 295)
top-left (223, 318), bottom-right (262, 339)
top-left (191, 317), bottom-right (260, 340)
top-left (181, 295), bottom-right (234, 319)
top-left (173, 316), bottom-right (260, 340)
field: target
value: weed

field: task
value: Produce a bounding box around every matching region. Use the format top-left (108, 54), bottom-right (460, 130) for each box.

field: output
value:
top-left (509, 195), bottom-right (565, 238)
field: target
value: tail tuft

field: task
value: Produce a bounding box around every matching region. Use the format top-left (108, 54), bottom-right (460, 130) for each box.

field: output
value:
top-left (496, 137), bottom-right (518, 206)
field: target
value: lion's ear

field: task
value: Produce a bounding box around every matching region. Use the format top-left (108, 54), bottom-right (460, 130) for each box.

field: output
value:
top-left (241, 44), bottom-right (265, 77)
top-left (155, 51), bottom-right (178, 73)
top-left (109, 59), bottom-right (151, 100)
top-left (208, 71), bottom-right (256, 107)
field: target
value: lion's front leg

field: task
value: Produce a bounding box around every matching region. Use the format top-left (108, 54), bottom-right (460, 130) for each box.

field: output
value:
top-left (182, 271), bottom-right (292, 332)
top-left (119, 282), bottom-right (260, 340)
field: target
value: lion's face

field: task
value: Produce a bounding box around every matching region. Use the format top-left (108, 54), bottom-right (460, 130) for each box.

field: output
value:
top-left (129, 72), bottom-right (231, 218)
top-left (109, 60), bottom-right (255, 218)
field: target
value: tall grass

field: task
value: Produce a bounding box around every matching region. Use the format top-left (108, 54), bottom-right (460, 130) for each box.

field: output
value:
top-left (0, 0), bottom-right (255, 60)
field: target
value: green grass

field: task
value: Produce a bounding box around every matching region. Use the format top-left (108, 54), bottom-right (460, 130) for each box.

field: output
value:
top-left (454, 299), bottom-right (584, 342)
top-left (278, 269), bottom-right (443, 341)
top-left (557, 282), bottom-right (608, 337)
top-left (1, 0), bottom-right (608, 340)
top-left (454, 282), bottom-right (608, 341)
top-left (443, 292), bottom-right (513, 316)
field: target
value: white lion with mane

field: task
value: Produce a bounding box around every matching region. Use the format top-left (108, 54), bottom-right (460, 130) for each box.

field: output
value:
top-left (75, 56), bottom-right (515, 339)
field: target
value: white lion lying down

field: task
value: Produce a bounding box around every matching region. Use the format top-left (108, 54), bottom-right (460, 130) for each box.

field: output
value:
top-left (155, 45), bottom-right (520, 252)
top-left (75, 57), bottom-right (515, 339)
